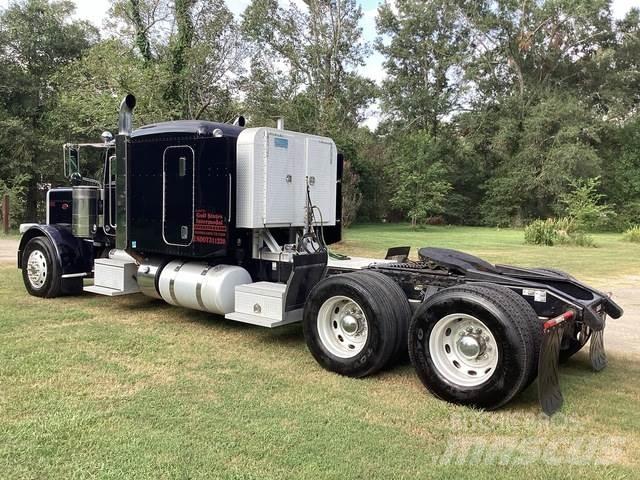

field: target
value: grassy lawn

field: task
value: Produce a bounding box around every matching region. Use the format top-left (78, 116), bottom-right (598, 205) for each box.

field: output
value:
top-left (1, 225), bottom-right (639, 478)
top-left (0, 232), bottom-right (20, 240)
top-left (336, 224), bottom-right (640, 285)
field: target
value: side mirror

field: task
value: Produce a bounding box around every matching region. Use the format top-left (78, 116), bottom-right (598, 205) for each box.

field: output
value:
top-left (64, 145), bottom-right (80, 178)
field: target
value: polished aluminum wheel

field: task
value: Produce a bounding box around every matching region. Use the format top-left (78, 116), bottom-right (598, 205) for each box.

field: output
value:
top-left (26, 250), bottom-right (48, 290)
top-left (317, 295), bottom-right (368, 358)
top-left (429, 313), bottom-right (499, 387)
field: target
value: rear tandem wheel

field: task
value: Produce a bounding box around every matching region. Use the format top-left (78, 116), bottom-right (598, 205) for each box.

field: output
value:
top-left (408, 284), bottom-right (542, 410)
top-left (302, 271), bottom-right (411, 378)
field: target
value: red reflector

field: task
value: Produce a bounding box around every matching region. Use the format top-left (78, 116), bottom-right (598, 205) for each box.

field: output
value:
top-left (544, 310), bottom-right (575, 331)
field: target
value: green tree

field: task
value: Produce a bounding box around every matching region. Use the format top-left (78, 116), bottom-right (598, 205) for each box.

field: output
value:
top-left (49, 40), bottom-right (178, 143)
top-left (452, 0), bottom-right (624, 225)
top-left (387, 132), bottom-right (452, 227)
top-left (109, 0), bottom-right (246, 120)
top-left (560, 177), bottom-right (613, 231)
top-left (0, 0), bottom-right (98, 221)
top-left (374, 0), bottom-right (474, 224)
top-left (242, 0), bottom-right (375, 134)
top-left (479, 93), bottom-right (604, 225)
top-left (376, 0), bottom-right (470, 136)
top-left (242, 0), bottom-right (376, 226)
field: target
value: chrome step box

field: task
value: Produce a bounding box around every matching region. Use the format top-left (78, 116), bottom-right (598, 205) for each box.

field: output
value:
top-left (84, 258), bottom-right (140, 296)
top-left (225, 281), bottom-right (302, 328)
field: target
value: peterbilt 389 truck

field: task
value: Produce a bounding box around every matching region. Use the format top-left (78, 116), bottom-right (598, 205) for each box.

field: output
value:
top-left (18, 95), bottom-right (623, 415)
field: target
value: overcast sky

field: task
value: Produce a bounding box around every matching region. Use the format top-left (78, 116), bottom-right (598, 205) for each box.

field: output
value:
top-left (1, 0), bottom-right (638, 128)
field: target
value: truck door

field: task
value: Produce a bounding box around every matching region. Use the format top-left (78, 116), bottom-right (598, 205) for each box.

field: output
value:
top-left (163, 146), bottom-right (195, 246)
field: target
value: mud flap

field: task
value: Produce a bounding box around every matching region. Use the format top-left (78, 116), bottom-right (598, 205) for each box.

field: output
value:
top-left (539, 324), bottom-right (565, 416)
top-left (538, 311), bottom-right (574, 416)
top-left (589, 328), bottom-right (607, 372)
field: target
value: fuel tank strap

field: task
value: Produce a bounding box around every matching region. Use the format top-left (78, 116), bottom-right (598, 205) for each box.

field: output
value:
top-left (169, 262), bottom-right (185, 305)
top-left (196, 266), bottom-right (213, 311)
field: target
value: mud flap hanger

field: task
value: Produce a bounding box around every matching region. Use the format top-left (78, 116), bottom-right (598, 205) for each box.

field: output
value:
top-left (538, 310), bottom-right (608, 416)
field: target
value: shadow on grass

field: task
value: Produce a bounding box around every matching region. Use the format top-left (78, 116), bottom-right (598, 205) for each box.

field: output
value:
top-left (40, 283), bottom-right (640, 420)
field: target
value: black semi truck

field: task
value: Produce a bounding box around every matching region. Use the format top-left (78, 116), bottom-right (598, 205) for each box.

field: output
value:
top-left (18, 95), bottom-right (623, 415)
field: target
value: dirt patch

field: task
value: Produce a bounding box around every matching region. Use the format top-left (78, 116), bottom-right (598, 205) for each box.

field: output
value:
top-left (597, 277), bottom-right (640, 358)
top-left (0, 238), bottom-right (18, 264)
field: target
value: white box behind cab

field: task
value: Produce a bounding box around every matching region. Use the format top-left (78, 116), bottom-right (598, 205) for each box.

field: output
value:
top-left (236, 127), bottom-right (337, 229)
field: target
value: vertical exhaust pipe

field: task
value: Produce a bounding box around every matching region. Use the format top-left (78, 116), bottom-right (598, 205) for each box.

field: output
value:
top-left (118, 94), bottom-right (137, 135)
top-left (115, 94), bottom-right (136, 250)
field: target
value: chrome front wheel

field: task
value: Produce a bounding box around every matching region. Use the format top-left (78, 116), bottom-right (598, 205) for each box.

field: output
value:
top-left (21, 236), bottom-right (63, 298)
top-left (26, 249), bottom-right (48, 290)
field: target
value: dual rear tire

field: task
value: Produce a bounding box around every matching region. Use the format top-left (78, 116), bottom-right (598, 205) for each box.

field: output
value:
top-left (409, 284), bottom-right (541, 410)
top-left (303, 271), bottom-right (411, 378)
top-left (304, 275), bottom-right (542, 410)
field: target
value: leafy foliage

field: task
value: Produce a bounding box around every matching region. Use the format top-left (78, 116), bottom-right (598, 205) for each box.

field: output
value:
top-left (376, 0), bottom-right (470, 135)
top-left (387, 133), bottom-right (452, 227)
top-left (524, 219), bottom-right (560, 246)
top-left (524, 217), bottom-right (594, 247)
top-left (623, 226), bottom-right (640, 243)
top-left (341, 160), bottom-right (362, 228)
top-left (1, 0), bottom-right (640, 232)
top-left (0, 0), bottom-right (97, 220)
top-left (560, 177), bottom-right (614, 231)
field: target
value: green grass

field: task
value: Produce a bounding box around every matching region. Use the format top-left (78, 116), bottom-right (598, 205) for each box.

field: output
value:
top-left (0, 231), bottom-right (19, 240)
top-left (1, 225), bottom-right (640, 478)
top-left (335, 224), bottom-right (640, 285)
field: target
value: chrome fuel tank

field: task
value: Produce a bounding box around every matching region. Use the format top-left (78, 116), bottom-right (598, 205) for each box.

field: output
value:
top-left (72, 185), bottom-right (99, 238)
top-left (157, 261), bottom-right (251, 315)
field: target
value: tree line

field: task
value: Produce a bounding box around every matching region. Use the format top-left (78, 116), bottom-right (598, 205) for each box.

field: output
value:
top-left (1, 0), bottom-right (639, 230)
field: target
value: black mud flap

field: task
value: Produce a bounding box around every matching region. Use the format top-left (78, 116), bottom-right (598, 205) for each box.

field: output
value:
top-left (538, 311), bottom-right (574, 416)
top-left (538, 323), bottom-right (565, 416)
top-left (589, 328), bottom-right (607, 372)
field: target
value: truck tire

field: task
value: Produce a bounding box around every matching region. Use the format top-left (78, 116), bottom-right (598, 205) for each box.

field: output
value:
top-left (408, 284), bottom-right (536, 410)
top-left (21, 236), bottom-right (62, 298)
top-left (471, 283), bottom-right (542, 388)
top-left (303, 271), bottom-right (410, 378)
top-left (357, 269), bottom-right (412, 363)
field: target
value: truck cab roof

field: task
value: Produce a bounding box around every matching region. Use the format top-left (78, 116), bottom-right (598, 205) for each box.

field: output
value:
top-left (131, 120), bottom-right (244, 139)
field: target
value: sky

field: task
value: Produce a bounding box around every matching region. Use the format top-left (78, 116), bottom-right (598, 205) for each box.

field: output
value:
top-left (0, 0), bottom-right (638, 128)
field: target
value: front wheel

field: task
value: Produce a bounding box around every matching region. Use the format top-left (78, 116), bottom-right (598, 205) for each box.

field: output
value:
top-left (21, 236), bottom-right (62, 298)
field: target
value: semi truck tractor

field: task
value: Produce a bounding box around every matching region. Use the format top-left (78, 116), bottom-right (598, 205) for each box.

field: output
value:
top-left (18, 95), bottom-right (623, 415)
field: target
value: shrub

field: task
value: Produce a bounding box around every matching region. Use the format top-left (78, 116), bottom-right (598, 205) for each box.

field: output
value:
top-left (559, 177), bottom-right (614, 231)
top-left (524, 217), bottom-right (595, 247)
top-left (623, 226), bottom-right (640, 243)
top-left (524, 219), bottom-right (559, 246)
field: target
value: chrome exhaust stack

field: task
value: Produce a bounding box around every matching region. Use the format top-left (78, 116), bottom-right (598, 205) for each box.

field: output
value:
top-left (118, 94), bottom-right (136, 135)
top-left (115, 94), bottom-right (136, 250)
